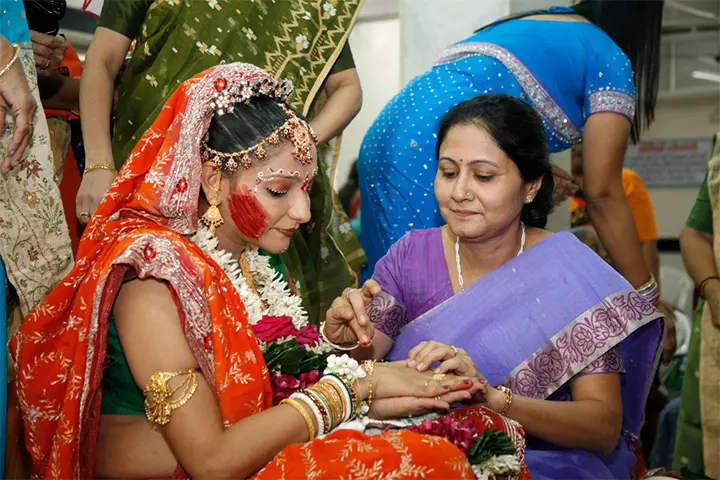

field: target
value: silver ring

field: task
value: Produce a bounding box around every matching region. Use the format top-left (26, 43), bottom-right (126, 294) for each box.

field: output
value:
top-left (450, 345), bottom-right (458, 357)
top-left (344, 288), bottom-right (358, 303)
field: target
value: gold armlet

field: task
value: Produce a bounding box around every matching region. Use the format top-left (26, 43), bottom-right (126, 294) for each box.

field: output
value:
top-left (144, 368), bottom-right (201, 426)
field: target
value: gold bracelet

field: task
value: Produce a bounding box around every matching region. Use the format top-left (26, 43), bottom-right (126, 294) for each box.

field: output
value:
top-left (314, 380), bottom-right (344, 428)
top-left (84, 163), bottom-right (119, 175)
top-left (0, 44), bottom-right (20, 80)
top-left (495, 385), bottom-right (513, 416)
top-left (144, 368), bottom-right (200, 426)
top-left (280, 398), bottom-right (316, 440)
top-left (362, 360), bottom-right (375, 407)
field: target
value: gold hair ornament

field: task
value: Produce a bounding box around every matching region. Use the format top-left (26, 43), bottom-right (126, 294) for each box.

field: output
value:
top-left (201, 104), bottom-right (318, 174)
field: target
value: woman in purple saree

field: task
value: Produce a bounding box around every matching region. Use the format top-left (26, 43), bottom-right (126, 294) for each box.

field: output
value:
top-left (322, 94), bottom-right (663, 479)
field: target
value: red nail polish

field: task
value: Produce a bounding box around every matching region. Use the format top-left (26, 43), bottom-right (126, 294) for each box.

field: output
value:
top-left (462, 380), bottom-right (473, 387)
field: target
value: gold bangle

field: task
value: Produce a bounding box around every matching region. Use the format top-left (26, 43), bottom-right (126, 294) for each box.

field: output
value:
top-left (495, 385), bottom-right (513, 416)
top-left (315, 380), bottom-right (344, 428)
top-left (144, 368), bottom-right (200, 427)
top-left (0, 44), bottom-right (20, 80)
top-left (280, 398), bottom-right (316, 440)
top-left (84, 163), bottom-right (119, 176)
top-left (362, 360), bottom-right (375, 407)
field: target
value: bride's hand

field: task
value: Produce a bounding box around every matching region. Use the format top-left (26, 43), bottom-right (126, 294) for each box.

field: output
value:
top-left (371, 361), bottom-right (484, 401)
top-left (406, 341), bottom-right (480, 377)
top-left (323, 280), bottom-right (382, 346)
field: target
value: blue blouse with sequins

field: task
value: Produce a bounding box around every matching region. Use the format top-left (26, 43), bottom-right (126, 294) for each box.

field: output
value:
top-left (358, 7), bottom-right (637, 280)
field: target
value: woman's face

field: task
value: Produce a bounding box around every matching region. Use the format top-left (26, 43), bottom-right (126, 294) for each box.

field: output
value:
top-left (434, 123), bottom-right (538, 240)
top-left (219, 141), bottom-right (317, 254)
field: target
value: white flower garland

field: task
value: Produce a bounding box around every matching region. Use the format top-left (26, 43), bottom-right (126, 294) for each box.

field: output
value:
top-left (190, 225), bottom-right (331, 353)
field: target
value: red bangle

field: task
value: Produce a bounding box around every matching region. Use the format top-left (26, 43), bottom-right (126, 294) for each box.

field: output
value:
top-left (698, 276), bottom-right (720, 298)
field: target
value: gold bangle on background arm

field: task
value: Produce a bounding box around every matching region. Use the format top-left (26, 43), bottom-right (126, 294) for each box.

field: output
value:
top-left (495, 385), bottom-right (514, 416)
top-left (0, 44), bottom-right (20, 80)
top-left (144, 368), bottom-right (201, 426)
top-left (84, 163), bottom-right (119, 175)
top-left (362, 360), bottom-right (375, 407)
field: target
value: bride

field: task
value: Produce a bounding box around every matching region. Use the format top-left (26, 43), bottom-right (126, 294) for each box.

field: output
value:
top-left (9, 63), bottom-right (523, 479)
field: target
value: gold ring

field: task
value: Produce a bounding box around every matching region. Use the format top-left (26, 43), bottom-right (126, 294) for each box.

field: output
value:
top-left (434, 396), bottom-right (440, 400)
top-left (432, 373), bottom-right (446, 381)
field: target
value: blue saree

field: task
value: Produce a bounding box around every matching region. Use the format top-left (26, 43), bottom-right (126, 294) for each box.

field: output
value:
top-left (371, 230), bottom-right (663, 479)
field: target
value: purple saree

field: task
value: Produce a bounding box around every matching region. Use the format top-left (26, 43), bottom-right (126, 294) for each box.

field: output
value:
top-left (371, 228), bottom-right (663, 480)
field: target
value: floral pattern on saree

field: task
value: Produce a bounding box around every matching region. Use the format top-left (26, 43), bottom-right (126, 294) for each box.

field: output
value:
top-left (505, 289), bottom-right (657, 399)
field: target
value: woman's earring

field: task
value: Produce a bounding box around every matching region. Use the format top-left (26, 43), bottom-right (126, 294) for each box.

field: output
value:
top-left (525, 196), bottom-right (533, 204)
top-left (201, 171), bottom-right (224, 234)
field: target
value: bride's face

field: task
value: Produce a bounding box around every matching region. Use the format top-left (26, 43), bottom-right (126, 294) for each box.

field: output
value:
top-left (434, 124), bottom-right (536, 240)
top-left (220, 141), bottom-right (318, 253)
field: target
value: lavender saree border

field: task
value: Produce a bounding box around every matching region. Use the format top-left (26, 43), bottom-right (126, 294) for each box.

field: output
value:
top-left (434, 42), bottom-right (583, 144)
top-left (502, 289), bottom-right (658, 399)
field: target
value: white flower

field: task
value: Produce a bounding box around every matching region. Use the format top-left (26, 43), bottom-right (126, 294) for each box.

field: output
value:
top-left (246, 28), bottom-right (254, 41)
top-left (323, 2), bottom-right (337, 16)
top-left (471, 454), bottom-right (521, 480)
top-left (295, 34), bottom-right (309, 50)
top-left (303, 10), bottom-right (312, 20)
top-left (339, 222), bottom-right (351, 234)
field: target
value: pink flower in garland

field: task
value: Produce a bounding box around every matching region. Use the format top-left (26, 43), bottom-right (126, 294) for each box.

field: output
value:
top-left (271, 372), bottom-right (300, 403)
top-left (296, 324), bottom-right (320, 347)
top-left (408, 416), bottom-right (478, 453)
top-left (254, 315), bottom-right (297, 343)
top-left (298, 369), bottom-right (321, 389)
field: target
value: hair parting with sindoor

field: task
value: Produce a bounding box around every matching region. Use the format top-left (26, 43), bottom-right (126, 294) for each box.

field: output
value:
top-left (436, 93), bottom-right (554, 229)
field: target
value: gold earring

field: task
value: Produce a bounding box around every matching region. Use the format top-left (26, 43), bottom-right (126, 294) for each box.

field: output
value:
top-left (201, 171), bottom-right (224, 233)
top-left (525, 196), bottom-right (533, 203)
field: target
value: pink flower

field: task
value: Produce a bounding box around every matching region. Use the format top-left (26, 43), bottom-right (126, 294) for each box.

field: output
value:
top-left (271, 372), bottom-right (300, 404)
top-left (254, 315), bottom-right (297, 344)
top-left (408, 416), bottom-right (479, 454)
top-left (298, 369), bottom-right (321, 389)
top-left (296, 324), bottom-right (320, 347)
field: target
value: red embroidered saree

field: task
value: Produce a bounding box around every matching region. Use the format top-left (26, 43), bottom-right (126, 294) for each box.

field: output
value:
top-left (10, 64), bottom-right (480, 479)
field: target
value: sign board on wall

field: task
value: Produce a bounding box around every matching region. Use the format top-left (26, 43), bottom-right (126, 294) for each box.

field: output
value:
top-left (623, 138), bottom-right (713, 187)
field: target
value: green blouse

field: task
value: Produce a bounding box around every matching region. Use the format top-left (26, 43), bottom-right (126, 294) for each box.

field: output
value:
top-left (687, 174), bottom-right (713, 235)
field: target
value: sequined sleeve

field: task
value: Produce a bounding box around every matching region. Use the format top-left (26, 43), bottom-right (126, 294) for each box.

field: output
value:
top-left (577, 346), bottom-right (626, 376)
top-left (583, 48), bottom-right (636, 121)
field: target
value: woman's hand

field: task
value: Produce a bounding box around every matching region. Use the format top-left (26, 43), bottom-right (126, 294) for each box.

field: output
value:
top-left (31, 31), bottom-right (67, 77)
top-left (75, 168), bottom-right (116, 224)
top-left (406, 341), bottom-right (480, 377)
top-left (367, 361), bottom-right (485, 419)
top-left (0, 41), bottom-right (36, 173)
top-left (324, 280), bottom-right (382, 346)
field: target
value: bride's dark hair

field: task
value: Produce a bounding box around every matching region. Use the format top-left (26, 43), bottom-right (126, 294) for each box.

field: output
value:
top-left (436, 93), bottom-right (554, 228)
top-left (205, 96), bottom-right (308, 160)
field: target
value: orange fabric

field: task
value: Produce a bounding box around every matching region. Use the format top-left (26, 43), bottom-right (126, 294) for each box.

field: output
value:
top-left (622, 169), bottom-right (658, 243)
top-left (254, 405), bottom-right (530, 480)
top-left (9, 64), bottom-right (479, 479)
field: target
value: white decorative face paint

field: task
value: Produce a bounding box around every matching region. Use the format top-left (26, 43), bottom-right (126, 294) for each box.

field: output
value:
top-left (253, 167), bottom-right (318, 193)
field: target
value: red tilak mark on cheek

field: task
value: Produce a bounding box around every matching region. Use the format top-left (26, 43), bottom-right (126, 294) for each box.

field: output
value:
top-left (228, 185), bottom-right (269, 240)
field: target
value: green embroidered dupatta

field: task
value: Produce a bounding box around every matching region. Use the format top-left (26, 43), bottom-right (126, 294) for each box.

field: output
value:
top-left (101, 0), bottom-right (366, 322)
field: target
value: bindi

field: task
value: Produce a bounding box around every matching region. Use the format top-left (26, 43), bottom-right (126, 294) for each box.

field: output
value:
top-left (228, 185), bottom-right (269, 240)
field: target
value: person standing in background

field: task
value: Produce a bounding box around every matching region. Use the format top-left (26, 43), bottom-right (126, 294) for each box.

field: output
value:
top-left (358, 0), bottom-right (664, 312)
top-left (571, 144), bottom-right (660, 286)
top-left (77, 0), bottom-right (366, 322)
top-left (675, 137), bottom-right (720, 478)
top-left (25, 0), bottom-right (84, 253)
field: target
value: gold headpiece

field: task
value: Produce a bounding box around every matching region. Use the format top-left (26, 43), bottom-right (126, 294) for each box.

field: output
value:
top-left (201, 104), bottom-right (318, 174)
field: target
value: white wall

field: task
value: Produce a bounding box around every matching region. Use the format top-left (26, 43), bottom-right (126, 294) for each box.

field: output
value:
top-left (644, 94), bottom-right (720, 238)
top-left (334, 19), bottom-right (402, 190)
